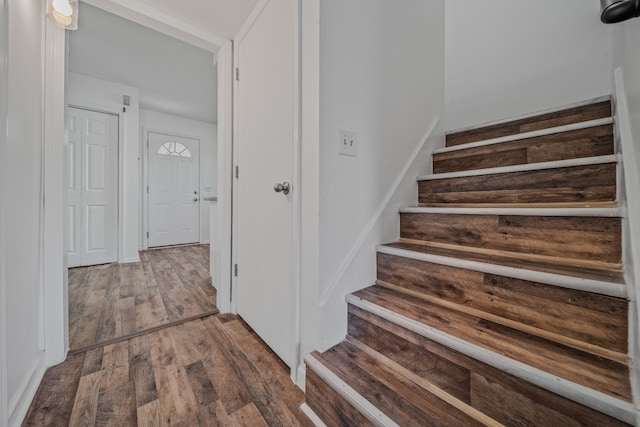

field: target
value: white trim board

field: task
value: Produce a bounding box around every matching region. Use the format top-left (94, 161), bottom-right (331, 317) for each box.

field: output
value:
top-left (446, 95), bottom-right (611, 135)
top-left (377, 245), bottom-right (627, 299)
top-left (437, 118), bottom-right (612, 155)
top-left (346, 295), bottom-right (636, 424)
top-left (400, 206), bottom-right (621, 218)
top-left (305, 354), bottom-right (400, 427)
top-left (613, 67), bottom-right (640, 421)
top-left (300, 403), bottom-right (328, 427)
top-left (417, 154), bottom-right (619, 181)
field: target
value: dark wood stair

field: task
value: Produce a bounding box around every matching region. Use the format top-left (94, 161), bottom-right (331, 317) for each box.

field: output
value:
top-left (305, 98), bottom-right (636, 426)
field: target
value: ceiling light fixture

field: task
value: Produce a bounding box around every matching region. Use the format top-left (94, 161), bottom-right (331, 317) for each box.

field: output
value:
top-left (600, 0), bottom-right (640, 23)
top-left (48, 0), bottom-right (78, 30)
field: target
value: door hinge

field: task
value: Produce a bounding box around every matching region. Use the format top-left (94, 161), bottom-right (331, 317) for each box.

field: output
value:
top-left (146, 185), bottom-right (149, 194)
top-left (146, 231), bottom-right (149, 238)
top-left (235, 165), bottom-right (239, 179)
top-left (235, 67), bottom-right (239, 81)
top-left (234, 264), bottom-right (238, 277)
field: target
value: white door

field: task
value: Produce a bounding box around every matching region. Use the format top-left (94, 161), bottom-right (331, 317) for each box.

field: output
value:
top-left (235, 0), bottom-right (297, 368)
top-left (148, 132), bottom-right (200, 247)
top-left (65, 107), bottom-right (118, 267)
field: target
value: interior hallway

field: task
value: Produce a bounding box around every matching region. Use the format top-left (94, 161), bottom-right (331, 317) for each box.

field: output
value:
top-left (69, 245), bottom-right (218, 352)
top-left (24, 314), bottom-right (311, 426)
top-left (26, 244), bottom-right (311, 426)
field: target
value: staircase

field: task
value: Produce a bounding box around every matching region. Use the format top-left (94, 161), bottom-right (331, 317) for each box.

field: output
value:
top-left (305, 98), bottom-right (637, 426)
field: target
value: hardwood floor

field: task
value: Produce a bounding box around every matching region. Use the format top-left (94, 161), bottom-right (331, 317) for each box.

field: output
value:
top-left (69, 245), bottom-right (218, 352)
top-left (24, 314), bottom-right (312, 426)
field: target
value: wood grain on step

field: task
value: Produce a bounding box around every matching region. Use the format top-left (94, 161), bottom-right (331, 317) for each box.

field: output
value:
top-left (316, 343), bottom-right (486, 426)
top-left (306, 369), bottom-right (375, 427)
top-left (400, 213), bottom-right (621, 264)
top-left (383, 241), bottom-right (625, 283)
top-left (420, 163), bottom-right (617, 205)
top-left (377, 253), bottom-right (628, 354)
top-left (347, 305), bottom-right (631, 426)
top-left (435, 124), bottom-right (613, 173)
top-left (446, 101), bottom-right (611, 147)
top-left (353, 286), bottom-right (631, 401)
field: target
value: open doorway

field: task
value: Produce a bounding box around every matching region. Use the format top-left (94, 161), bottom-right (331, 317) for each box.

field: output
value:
top-left (64, 3), bottom-right (219, 352)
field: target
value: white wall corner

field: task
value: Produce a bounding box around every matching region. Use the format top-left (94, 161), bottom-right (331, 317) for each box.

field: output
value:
top-left (7, 355), bottom-right (45, 427)
top-left (0, 0), bottom-right (7, 423)
top-left (43, 16), bottom-right (68, 368)
top-left (319, 118), bottom-right (444, 351)
top-left (213, 41), bottom-right (234, 314)
top-left (613, 67), bottom-right (640, 419)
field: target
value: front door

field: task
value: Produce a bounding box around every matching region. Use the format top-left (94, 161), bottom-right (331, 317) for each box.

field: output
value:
top-left (148, 132), bottom-right (200, 247)
top-left (234, 0), bottom-right (297, 368)
top-left (66, 107), bottom-right (118, 267)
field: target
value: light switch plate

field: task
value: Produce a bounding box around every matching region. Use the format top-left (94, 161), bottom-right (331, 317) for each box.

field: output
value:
top-left (339, 129), bottom-right (358, 157)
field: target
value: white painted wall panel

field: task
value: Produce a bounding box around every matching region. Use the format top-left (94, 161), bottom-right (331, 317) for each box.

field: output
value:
top-left (318, 0), bottom-right (445, 349)
top-left (5, 0), bottom-right (44, 422)
top-left (140, 109), bottom-right (217, 244)
top-left (445, 0), bottom-right (613, 130)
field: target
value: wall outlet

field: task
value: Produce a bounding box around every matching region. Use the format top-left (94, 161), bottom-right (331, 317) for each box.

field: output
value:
top-left (339, 129), bottom-right (358, 157)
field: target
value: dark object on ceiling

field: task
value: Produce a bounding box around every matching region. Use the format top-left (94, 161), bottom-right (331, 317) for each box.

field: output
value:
top-left (601, 0), bottom-right (640, 23)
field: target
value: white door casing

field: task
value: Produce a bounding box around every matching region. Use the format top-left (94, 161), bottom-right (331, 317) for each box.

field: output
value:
top-left (234, 0), bottom-right (298, 369)
top-left (66, 107), bottom-right (118, 267)
top-left (148, 132), bottom-right (200, 247)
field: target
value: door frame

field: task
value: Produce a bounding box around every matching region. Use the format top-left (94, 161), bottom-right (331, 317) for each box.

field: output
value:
top-left (142, 129), bottom-right (202, 249)
top-left (231, 0), bottom-right (302, 377)
top-left (42, 0), bottom-right (321, 388)
top-left (67, 105), bottom-right (121, 267)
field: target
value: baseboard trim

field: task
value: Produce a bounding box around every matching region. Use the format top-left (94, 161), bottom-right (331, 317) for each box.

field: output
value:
top-left (8, 354), bottom-right (45, 427)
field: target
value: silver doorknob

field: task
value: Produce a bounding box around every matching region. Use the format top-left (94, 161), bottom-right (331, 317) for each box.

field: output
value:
top-left (274, 181), bottom-right (291, 195)
top-left (193, 198), bottom-right (199, 202)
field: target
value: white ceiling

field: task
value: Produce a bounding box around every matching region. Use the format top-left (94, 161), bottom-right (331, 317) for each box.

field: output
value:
top-left (70, 0), bottom-right (259, 123)
top-left (128, 0), bottom-right (259, 40)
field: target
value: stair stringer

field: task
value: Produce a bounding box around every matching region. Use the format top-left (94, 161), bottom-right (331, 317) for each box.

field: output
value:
top-left (614, 66), bottom-right (640, 425)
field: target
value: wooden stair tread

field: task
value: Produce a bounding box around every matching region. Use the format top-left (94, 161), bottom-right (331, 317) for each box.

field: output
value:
top-left (435, 124), bottom-right (613, 174)
top-left (419, 162), bottom-right (617, 206)
top-left (350, 285), bottom-right (632, 402)
top-left (400, 212), bottom-right (622, 268)
top-left (346, 305), bottom-right (633, 426)
top-left (375, 252), bottom-right (628, 358)
top-left (382, 241), bottom-right (625, 285)
top-left (310, 343), bottom-right (491, 426)
top-left (446, 100), bottom-right (611, 147)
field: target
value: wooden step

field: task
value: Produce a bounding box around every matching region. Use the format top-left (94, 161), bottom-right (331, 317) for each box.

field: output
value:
top-left (434, 122), bottom-right (613, 174)
top-left (376, 251), bottom-right (628, 359)
top-left (307, 343), bottom-right (493, 426)
top-left (419, 158), bottom-right (617, 206)
top-left (446, 99), bottom-right (611, 147)
top-left (399, 209), bottom-right (622, 269)
top-left (344, 304), bottom-right (633, 426)
top-left (380, 241), bottom-right (625, 294)
top-left (350, 286), bottom-right (632, 403)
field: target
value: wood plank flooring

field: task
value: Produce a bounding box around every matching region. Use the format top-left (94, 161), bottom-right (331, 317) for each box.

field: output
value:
top-left (69, 245), bottom-right (218, 352)
top-left (24, 314), bottom-right (312, 427)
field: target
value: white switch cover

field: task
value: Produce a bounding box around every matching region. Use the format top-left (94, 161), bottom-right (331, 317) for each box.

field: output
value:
top-left (339, 129), bottom-right (358, 157)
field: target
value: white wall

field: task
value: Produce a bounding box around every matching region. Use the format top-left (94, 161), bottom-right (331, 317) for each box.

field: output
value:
top-left (4, 1), bottom-right (46, 425)
top-left (445, 0), bottom-right (613, 130)
top-left (68, 72), bottom-right (140, 263)
top-left (0, 0), bottom-right (8, 424)
top-left (140, 109), bottom-right (218, 245)
top-left (318, 0), bottom-right (445, 350)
